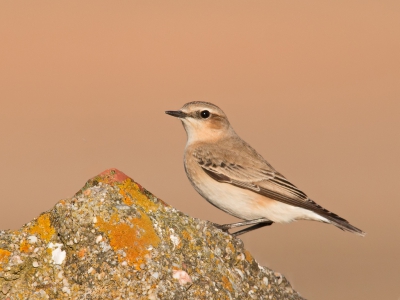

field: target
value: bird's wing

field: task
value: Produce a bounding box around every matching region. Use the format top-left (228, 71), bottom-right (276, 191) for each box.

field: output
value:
top-left (193, 146), bottom-right (345, 221)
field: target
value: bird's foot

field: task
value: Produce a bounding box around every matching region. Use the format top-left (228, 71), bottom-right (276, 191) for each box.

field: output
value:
top-left (210, 218), bottom-right (273, 236)
top-left (210, 222), bottom-right (231, 232)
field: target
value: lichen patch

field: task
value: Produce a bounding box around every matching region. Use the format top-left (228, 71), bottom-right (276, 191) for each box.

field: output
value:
top-left (222, 275), bottom-right (233, 292)
top-left (28, 213), bottom-right (56, 242)
top-left (95, 211), bottom-right (160, 269)
top-left (117, 178), bottom-right (158, 212)
top-left (78, 248), bottom-right (87, 259)
top-left (0, 249), bottom-right (11, 271)
top-left (244, 250), bottom-right (254, 263)
top-left (19, 239), bottom-right (31, 253)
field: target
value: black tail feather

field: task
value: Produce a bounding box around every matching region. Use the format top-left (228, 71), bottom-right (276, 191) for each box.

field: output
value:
top-left (325, 215), bottom-right (366, 237)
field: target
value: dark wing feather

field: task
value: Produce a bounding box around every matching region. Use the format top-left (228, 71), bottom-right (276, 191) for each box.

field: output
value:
top-left (202, 167), bottom-right (336, 218)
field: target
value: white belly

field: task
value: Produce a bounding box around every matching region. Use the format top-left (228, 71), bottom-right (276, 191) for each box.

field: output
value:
top-left (193, 174), bottom-right (260, 220)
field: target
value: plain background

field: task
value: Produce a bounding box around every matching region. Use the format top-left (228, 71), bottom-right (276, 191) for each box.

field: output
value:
top-left (1, 1), bottom-right (399, 299)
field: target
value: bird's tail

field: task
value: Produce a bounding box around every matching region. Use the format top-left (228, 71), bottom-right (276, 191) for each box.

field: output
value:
top-left (305, 198), bottom-right (366, 237)
top-left (325, 214), bottom-right (366, 237)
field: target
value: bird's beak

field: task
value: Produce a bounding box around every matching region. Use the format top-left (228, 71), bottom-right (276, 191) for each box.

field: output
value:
top-left (165, 110), bottom-right (188, 118)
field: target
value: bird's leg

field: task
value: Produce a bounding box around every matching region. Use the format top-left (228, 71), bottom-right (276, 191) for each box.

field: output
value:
top-left (231, 221), bottom-right (273, 237)
top-left (211, 218), bottom-right (272, 232)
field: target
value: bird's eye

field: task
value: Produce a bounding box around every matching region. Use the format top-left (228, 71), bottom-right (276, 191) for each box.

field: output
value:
top-left (200, 110), bottom-right (210, 119)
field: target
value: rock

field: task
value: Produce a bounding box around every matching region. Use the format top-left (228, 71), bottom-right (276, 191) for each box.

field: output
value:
top-left (0, 168), bottom-right (304, 299)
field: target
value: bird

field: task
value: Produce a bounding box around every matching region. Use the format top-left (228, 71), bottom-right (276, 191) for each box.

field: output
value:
top-left (165, 101), bottom-right (365, 237)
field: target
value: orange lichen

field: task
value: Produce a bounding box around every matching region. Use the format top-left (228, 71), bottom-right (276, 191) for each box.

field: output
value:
top-left (222, 275), bottom-right (233, 292)
top-left (181, 230), bottom-right (191, 240)
top-left (0, 249), bottom-right (11, 271)
top-left (28, 213), bottom-right (55, 242)
top-left (19, 240), bottom-right (31, 253)
top-left (117, 179), bottom-right (158, 211)
top-left (244, 250), bottom-right (253, 262)
top-left (77, 248), bottom-right (87, 259)
top-left (95, 211), bottom-right (160, 270)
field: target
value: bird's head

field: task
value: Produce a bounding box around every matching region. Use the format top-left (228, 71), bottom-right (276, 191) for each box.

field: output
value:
top-left (166, 101), bottom-right (233, 144)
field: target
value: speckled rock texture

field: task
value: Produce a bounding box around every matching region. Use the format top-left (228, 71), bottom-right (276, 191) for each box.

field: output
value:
top-left (0, 169), bottom-right (304, 300)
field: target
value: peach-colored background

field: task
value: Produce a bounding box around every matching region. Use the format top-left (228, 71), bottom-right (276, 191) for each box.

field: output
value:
top-left (1, 1), bottom-right (399, 299)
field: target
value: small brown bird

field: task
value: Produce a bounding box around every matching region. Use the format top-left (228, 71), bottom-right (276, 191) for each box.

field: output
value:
top-left (166, 101), bottom-right (365, 236)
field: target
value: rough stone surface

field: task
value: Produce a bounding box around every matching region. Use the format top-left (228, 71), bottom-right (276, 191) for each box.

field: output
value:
top-left (0, 168), bottom-right (304, 299)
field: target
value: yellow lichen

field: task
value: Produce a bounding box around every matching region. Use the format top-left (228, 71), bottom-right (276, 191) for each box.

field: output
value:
top-left (28, 213), bottom-right (55, 242)
top-left (95, 211), bottom-right (160, 270)
top-left (181, 230), bottom-right (191, 240)
top-left (19, 240), bottom-right (31, 253)
top-left (244, 250), bottom-right (253, 262)
top-left (0, 249), bottom-right (11, 271)
top-left (117, 178), bottom-right (158, 211)
top-left (222, 275), bottom-right (233, 292)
